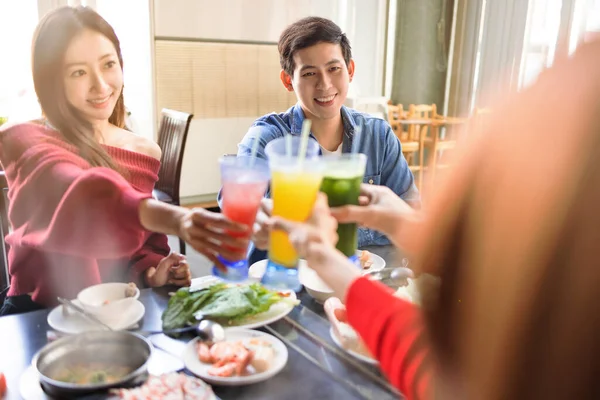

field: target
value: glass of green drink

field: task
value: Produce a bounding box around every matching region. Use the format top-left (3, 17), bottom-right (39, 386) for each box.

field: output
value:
top-left (320, 153), bottom-right (367, 264)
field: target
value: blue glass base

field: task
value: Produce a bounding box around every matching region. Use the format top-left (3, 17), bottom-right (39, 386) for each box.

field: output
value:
top-left (212, 256), bottom-right (249, 282)
top-left (260, 260), bottom-right (302, 292)
top-left (349, 254), bottom-right (360, 268)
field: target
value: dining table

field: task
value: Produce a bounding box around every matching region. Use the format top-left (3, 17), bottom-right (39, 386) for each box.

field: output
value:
top-left (0, 245), bottom-right (406, 400)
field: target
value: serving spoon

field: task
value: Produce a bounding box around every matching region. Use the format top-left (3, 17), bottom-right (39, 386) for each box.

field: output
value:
top-left (137, 320), bottom-right (225, 342)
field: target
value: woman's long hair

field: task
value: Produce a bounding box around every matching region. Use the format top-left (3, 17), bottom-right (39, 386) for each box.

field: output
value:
top-left (32, 5), bottom-right (125, 170)
top-left (417, 40), bottom-right (600, 399)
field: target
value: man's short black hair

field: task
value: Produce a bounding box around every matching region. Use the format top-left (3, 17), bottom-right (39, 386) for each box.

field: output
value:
top-left (278, 16), bottom-right (352, 76)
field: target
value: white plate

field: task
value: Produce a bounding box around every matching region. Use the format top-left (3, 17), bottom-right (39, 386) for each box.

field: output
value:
top-left (329, 327), bottom-right (378, 365)
top-left (188, 276), bottom-right (297, 330)
top-left (248, 251), bottom-right (386, 281)
top-left (183, 328), bottom-right (288, 386)
top-left (47, 299), bottom-right (145, 334)
top-left (358, 251), bottom-right (386, 274)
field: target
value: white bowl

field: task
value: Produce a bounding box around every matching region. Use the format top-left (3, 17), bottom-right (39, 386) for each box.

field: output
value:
top-left (298, 262), bottom-right (334, 303)
top-left (77, 283), bottom-right (140, 324)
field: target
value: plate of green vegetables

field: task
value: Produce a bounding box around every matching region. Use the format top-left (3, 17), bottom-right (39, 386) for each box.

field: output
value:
top-left (162, 280), bottom-right (299, 331)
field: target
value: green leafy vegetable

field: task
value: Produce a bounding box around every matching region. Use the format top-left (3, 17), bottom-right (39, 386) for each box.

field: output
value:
top-left (161, 283), bottom-right (298, 330)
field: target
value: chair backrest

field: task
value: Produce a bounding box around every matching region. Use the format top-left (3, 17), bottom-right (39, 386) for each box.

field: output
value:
top-left (387, 101), bottom-right (407, 141)
top-left (406, 104), bottom-right (440, 141)
top-left (155, 109), bottom-right (193, 204)
top-left (0, 172), bottom-right (10, 296)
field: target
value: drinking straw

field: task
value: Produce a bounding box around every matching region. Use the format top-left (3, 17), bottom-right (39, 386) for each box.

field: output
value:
top-left (249, 128), bottom-right (261, 167)
top-left (297, 119), bottom-right (312, 168)
top-left (352, 125), bottom-right (362, 154)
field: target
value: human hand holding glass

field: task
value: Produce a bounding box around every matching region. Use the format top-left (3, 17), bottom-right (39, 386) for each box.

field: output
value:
top-left (252, 198), bottom-right (273, 251)
top-left (268, 193), bottom-right (360, 301)
top-left (329, 184), bottom-right (420, 249)
top-left (177, 207), bottom-right (251, 269)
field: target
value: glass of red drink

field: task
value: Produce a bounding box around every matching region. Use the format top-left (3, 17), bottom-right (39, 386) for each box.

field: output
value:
top-left (213, 155), bottom-right (270, 281)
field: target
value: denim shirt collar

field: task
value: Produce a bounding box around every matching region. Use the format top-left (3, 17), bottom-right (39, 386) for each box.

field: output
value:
top-left (289, 103), bottom-right (358, 153)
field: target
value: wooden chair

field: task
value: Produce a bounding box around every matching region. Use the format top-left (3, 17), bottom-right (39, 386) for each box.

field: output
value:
top-left (402, 104), bottom-right (440, 190)
top-left (153, 109), bottom-right (193, 255)
top-left (387, 102), bottom-right (423, 179)
top-left (386, 101), bottom-right (404, 139)
top-left (0, 172), bottom-right (10, 304)
top-left (412, 104), bottom-right (463, 187)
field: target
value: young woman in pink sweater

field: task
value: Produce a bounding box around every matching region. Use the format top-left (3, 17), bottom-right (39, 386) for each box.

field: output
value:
top-left (0, 6), bottom-right (249, 315)
top-left (272, 39), bottom-right (600, 399)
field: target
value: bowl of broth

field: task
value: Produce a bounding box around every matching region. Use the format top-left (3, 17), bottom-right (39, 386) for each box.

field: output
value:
top-left (33, 330), bottom-right (152, 398)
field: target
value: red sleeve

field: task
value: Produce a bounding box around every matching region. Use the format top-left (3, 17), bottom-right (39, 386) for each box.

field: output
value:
top-left (0, 124), bottom-right (151, 258)
top-left (128, 232), bottom-right (171, 285)
top-left (345, 277), bottom-right (433, 400)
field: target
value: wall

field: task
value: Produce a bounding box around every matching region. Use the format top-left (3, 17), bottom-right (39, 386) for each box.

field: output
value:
top-left (389, 0), bottom-right (450, 109)
top-left (153, 0), bottom-right (388, 202)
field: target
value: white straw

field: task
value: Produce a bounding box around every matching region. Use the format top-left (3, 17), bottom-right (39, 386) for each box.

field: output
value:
top-left (249, 128), bottom-right (261, 166)
top-left (351, 125), bottom-right (362, 154)
top-left (297, 119), bottom-right (312, 168)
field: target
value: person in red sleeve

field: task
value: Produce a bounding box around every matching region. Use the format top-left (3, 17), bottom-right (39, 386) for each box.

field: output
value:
top-left (0, 6), bottom-right (249, 316)
top-left (271, 39), bottom-right (600, 399)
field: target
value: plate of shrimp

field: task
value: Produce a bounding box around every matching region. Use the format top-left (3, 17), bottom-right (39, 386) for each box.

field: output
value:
top-left (182, 328), bottom-right (288, 386)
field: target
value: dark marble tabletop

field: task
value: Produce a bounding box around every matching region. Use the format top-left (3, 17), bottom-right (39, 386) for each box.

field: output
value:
top-left (0, 245), bottom-right (406, 400)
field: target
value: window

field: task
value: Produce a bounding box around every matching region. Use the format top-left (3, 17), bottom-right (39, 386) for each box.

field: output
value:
top-left (519, 0), bottom-right (562, 88)
top-left (0, 1), bottom-right (41, 122)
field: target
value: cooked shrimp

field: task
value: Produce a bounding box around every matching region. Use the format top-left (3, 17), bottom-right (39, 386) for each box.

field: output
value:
top-left (197, 342), bottom-right (212, 363)
top-left (206, 341), bottom-right (253, 376)
top-left (208, 362), bottom-right (236, 377)
top-left (359, 250), bottom-right (373, 269)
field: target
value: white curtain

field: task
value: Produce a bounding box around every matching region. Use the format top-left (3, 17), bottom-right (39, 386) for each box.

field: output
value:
top-left (445, 0), bottom-right (600, 117)
top-left (444, 0), bottom-right (529, 117)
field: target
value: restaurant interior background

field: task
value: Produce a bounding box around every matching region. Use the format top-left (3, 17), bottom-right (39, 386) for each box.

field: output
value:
top-left (2, 0), bottom-right (600, 203)
top-left (1, 0), bottom-right (599, 274)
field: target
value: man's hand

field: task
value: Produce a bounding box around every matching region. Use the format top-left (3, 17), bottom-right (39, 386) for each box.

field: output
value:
top-left (252, 198), bottom-right (273, 251)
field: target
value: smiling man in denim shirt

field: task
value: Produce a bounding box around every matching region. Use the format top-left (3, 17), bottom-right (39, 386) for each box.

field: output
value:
top-left (233, 16), bottom-right (420, 265)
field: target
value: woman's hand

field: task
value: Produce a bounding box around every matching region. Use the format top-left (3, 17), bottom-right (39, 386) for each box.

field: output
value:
top-left (252, 198), bottom-right (272, 251)
top-left (145, 252), bottom-right (192, 287)
top-left (139, 200), bottom-right (251, 270)
top-left (269, 193), bottom-right (338, 257)
top-left (177, 208), bottom-right (251, 269)
top-left (330, 184), bottom-right (420, 248)
top-left (268, 194), bottom-right (361, 300)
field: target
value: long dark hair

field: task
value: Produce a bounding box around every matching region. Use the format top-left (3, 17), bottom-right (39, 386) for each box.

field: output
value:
top-left (32, 5), bottom-right (125, 170)
top-left (417, 40), bottom-right (600, 399)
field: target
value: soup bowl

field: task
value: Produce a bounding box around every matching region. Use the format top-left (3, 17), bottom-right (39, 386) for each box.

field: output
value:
top-left (33, 330), bottom-right (152, 398)
top-left (77, 282), bottom-right (140, 324)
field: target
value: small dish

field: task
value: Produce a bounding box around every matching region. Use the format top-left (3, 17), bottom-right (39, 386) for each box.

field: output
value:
top-left (329, 327), bottom-right (378, 365)
top-left (297, 264), bottom-right (334, 303)
top-left (47, 299), bottom-right (145, 334)
top-left (77, 282), bottom-right (140, 324)
top-left (183, 328), bottom-right (288, 386)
